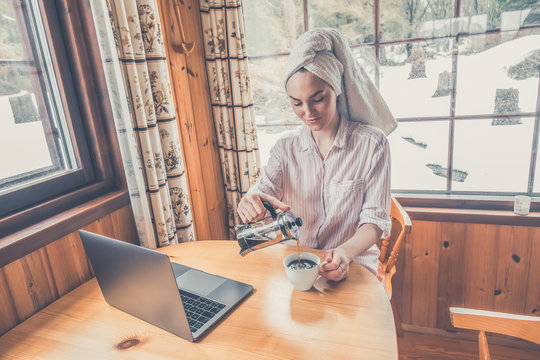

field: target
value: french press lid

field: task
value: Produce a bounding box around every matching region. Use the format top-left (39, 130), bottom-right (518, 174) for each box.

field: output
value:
top-left (277, 208), bottom-right (302, 239)
top-left (262, 201), bottom-right (302, 239)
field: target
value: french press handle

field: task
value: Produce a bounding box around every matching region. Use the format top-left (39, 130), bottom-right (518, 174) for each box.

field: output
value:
top-left (261, 200), bottom-right (278, 219)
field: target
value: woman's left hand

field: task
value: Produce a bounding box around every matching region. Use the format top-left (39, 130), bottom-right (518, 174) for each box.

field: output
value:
top-left (319, 247), bottom-right (351, 282)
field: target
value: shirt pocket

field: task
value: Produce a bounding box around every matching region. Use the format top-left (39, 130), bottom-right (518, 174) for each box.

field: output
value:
top-left (328, 178), bottom-right (365, 217)
top-left (329, 178), bottom-right (364, 193)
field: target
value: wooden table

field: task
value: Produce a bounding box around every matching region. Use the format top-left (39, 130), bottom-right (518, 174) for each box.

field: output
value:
top-left (0, 241), bottom-right (397, 359)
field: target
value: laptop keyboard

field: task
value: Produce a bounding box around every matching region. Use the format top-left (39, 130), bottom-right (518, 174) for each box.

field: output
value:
top-left (179, 290), bottom-right (226, 333)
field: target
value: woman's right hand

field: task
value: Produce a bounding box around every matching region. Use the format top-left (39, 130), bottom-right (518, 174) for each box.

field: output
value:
top-left (237, 192), bottom-right (291, 223)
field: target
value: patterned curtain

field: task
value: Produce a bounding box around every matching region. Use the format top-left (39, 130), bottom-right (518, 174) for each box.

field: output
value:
top-left (90, 0), bottom-right (195, 247)
top-left (199, 0), bottom-right (261, 235)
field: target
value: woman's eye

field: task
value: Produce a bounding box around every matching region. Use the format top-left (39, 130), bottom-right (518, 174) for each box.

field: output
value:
top-left (312, 97), bottom-right (323, 103)
top-left (293, 102), bottom-right (302, 107)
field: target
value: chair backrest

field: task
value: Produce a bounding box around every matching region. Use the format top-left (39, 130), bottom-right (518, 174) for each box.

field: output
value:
top-left (378, 196), bottom-right (412, 276)
top-left (450, 307), bottom-right (540, 359)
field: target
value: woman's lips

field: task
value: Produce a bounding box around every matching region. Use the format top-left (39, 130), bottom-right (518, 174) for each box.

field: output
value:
top-left (304, 118), bottom-right (319, 123)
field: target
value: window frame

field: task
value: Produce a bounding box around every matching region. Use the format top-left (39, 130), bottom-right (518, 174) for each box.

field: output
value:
top-left (0, 0), bottom-right (129, 267)
top-left (0, 0), bottom-right (96, 217)
top-left (245, 0), bottom-right (540, 218)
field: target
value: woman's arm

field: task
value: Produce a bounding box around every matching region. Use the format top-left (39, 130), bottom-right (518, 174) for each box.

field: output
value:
top-left (321, 133), bottom-right (391, 281)
top-left (237, 139), bottom-right (289, 223)
top-left (320, 224), bottom-right (382, 281)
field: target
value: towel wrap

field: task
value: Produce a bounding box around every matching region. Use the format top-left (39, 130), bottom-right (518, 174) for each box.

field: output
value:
top-left (283, 28), bottom-right (397, 135)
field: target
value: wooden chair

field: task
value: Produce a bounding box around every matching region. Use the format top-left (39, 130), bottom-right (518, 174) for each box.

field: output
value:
top-left (377, 196), bottom-right (412, 337)
top-left (450, 307), bottom-right (540, 360)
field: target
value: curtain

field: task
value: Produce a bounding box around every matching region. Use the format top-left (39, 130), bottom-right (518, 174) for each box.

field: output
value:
top-left (199, 0), bottom-right (260, 236)
top-left (90, 0), bottom-right (195, 247)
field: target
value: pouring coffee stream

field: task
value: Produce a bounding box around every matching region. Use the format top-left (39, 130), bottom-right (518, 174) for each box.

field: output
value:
top-left (235, 201), bottom-right (303, 258)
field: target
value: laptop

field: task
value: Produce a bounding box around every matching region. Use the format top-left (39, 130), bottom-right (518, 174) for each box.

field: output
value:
top-left (78, 230), bottom-right (253, 342)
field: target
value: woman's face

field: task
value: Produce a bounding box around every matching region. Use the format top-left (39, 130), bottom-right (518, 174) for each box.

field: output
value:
top-left (286, 70), bottom-right (339, 132)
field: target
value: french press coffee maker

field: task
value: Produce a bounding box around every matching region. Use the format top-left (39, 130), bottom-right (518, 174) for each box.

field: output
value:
top-left (235, 201), bottom-right (303, 256)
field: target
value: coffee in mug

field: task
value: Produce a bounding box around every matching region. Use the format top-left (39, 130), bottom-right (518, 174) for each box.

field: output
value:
top-left (283, 252), bottom-right (323, 291)
top-left (287, 259), bottom-right (317, 270)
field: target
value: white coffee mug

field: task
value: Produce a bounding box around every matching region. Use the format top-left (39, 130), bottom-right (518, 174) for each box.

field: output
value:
top-left (514, 195), bottom-right (531, 215)
top-left (283, 252), bottom-right (326, 291)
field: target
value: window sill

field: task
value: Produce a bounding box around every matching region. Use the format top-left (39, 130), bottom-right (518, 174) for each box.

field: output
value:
top-left (0, 190), bottom-right (129, 267)
top-left (404, 206), bottom-right (540, 227)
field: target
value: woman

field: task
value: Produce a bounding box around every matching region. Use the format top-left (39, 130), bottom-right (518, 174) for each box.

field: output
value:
top-left (237, 28), bottom-right (397, 282)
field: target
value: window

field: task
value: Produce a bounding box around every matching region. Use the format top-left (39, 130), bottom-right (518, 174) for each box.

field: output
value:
top-left (0, 0), bottom-right (93, 217)
top-left (242, 0), bottom-right (540, 210)
top-left (0, 0), bottom-right (127, 265)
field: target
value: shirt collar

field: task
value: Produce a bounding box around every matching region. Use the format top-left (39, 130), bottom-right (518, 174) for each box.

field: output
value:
top-left (298, 117), bottom-right (349, 152)
top-left (299, 125), bottom-right (312, 151)
top-left (333, 117), bottom-right (348, 149)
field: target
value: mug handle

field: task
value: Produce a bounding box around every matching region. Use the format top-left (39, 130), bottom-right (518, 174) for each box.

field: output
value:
top-left (319, 260), bottom-right (329, 268)
top-left (261, 200), bottom-right (278, 219)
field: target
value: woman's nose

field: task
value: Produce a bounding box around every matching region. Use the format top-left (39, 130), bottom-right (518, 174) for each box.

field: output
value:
top-left (303, 104), bottom-right (314, 117)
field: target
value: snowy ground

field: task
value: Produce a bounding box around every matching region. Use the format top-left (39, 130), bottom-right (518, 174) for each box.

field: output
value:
top-left (0, 94), bottom-right (52, 181)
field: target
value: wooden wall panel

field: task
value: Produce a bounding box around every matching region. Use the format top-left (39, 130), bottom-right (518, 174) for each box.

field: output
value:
top-left (493, 226), bottom-right (533, 314)
top-left (395, 220), bottom-right (540, 337)
top-left (158, 0), bottom-right (229, 241)
top-left (396, 225), bottom-right (413, 324)
top-left (109, 199), bottom-right (139, 245)
top-left (0, 270), bottom-right (19, 335)
top-left (525, 235), bottom-right (540, 316)
top-left (461, 224), bottom-right (498, 311)
top-left (410, 221), bottom-right (440, 327)
top-left (83, 214), bottom-right (115, 241)
top-left (436, 222), bottom-right (466, 331)
top-left (45, 233), bottom-right (92, 297)
top-left (2, 249), bottom-right (58, 323)
top-left (0, 205), bottom-right (137, 335)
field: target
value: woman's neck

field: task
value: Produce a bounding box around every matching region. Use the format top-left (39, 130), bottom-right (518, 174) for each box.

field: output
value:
top-left (312, 116), bottom-right (341, 158)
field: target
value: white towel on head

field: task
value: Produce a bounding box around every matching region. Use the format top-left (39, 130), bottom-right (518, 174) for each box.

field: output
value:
top-left (283, 28), bottom-right (397, 135)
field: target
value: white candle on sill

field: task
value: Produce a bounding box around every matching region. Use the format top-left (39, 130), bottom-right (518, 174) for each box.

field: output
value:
top-left (513, 195), bottom-right (531, 216)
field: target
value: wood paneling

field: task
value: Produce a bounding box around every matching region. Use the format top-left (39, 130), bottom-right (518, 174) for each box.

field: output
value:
top-left (109, 206), bottom-right (139, 245)
top-left (436, 222), bottom-right (466, 331)
top-left (410, 221), bottom-right (440, 327)
top-left (462, 225), bottom-right (498, 311)
top-left (395, 220), bottom-right (540, 338)
top-left (157, 0), bottom-right (229, 241)
top-left (395, 223), bottom-right (413, 324)
top-left (493, 226), bottom-right (532, 314)
top-left (2, 248), bottom-right (57, 326)
top-left (45, 233), bottom-right (92, 297)
top-left (0, 205), bottom-right (137, 335)
top-left (0, 270), bottom-right (18, 335)
top-left (525, 237), bottom-right (540, 316)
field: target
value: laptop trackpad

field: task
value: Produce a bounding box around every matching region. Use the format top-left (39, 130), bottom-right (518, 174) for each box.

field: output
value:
top-left (176, 269), bottom-right (226, 296)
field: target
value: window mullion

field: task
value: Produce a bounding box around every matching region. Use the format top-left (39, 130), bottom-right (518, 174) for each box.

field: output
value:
top-left (17, 0), bottom-right (64, 170)
top-left (374, 0), bottom-right (380, 88)
top-left (446, 0), bottom-right (461, 193)
top-left (447, 41), bottom-right (459, 193)
top-left (528, 75), bottom-right (540, 193)
top-left (303, 0), bottom-right (309, 32)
